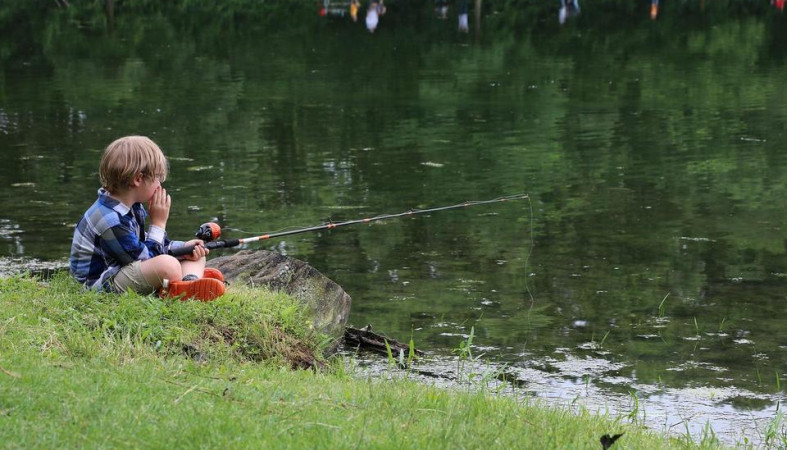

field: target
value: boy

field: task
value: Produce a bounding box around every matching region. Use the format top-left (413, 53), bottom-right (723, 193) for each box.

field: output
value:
top-left (70, 136), bottom-right (225, 301)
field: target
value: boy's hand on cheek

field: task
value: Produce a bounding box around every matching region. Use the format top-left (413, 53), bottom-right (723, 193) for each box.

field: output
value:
top-left (148, 187), bottom-right (171, 228)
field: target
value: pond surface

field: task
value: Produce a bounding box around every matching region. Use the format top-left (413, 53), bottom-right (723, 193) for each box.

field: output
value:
top-left (2, 3), bottom-right (787, 445)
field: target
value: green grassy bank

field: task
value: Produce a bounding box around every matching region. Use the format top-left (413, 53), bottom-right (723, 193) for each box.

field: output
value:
top-left (0, 275), bottom-right (719, 449)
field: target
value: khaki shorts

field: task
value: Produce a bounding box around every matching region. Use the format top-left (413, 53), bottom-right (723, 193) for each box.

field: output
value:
top-left (112, 261), bottom-right (157, 295)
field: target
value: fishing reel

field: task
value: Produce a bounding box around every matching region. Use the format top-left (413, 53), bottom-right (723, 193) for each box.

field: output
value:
top-left (195, 222), bottom-right (222, 242)
top-left (170, 221), bottom-right (232, 257)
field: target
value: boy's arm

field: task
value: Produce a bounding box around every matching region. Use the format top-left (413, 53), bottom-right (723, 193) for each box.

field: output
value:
top-left (145, 224), bottom-right (182, 255)
top-left (99, 220), bottom-right (154, 265)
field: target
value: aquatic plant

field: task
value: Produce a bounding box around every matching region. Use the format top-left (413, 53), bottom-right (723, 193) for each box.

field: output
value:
top-left (626, 390), bottom-right (641, 424)
top-left (658, 292), bottom-right (670, 318)
top-left (453, 325), bottom-right (477, 382)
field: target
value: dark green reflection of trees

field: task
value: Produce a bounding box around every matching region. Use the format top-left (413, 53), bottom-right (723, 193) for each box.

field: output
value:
top-left (1, 0), bottom-right (786, 392)
top-left (2, 2), bottom-right (785, 257)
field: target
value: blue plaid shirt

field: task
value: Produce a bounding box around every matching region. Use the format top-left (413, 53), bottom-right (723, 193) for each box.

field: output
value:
top-left (70, 189), bottom-right (183, 292)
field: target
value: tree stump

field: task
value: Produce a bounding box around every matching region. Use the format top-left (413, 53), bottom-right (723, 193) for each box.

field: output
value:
top-left (207, 250), bottom-right (351, 346)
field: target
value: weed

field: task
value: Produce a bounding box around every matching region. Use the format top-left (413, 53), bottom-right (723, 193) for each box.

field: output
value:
top-left (599, 329), bottom-right (611, 347)
top-left (408, 335), bottom-right (416, 368)
top-left (658, 292), bottom-right (670, 318)
top-left (699, 421), bottom-right (719, 447)
top-left (453, 326), bottom-right (476, 381)
top-left (384, 339), bottom-right (394, 369)
top-left (627, 390), bottom-right (641, 424)
top-left (763, 411), bottom-right (787, 448)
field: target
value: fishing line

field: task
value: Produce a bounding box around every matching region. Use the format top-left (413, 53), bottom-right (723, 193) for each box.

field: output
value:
top-left (230, 194), bottom-right (525, 236)
top-left (169, 193), bottom-right (530, 257)
top-left (523, 194), bottom-right (536, 310)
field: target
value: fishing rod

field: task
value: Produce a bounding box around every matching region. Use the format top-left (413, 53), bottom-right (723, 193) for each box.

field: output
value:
top-left (168, 193), bottom-right (529, 257)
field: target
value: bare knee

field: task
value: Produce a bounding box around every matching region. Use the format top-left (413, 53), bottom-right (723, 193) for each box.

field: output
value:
top-left (141, 255), bottom-right (183, 285)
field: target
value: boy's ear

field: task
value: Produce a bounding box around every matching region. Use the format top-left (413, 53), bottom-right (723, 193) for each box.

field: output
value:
top-left (131, 173), bottom-right (144, 187)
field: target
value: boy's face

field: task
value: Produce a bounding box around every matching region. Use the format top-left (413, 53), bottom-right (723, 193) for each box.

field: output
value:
top-left (135, 174), bottom-right (162, 203)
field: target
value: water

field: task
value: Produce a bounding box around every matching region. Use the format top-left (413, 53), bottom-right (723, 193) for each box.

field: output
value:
top-left (2, 3), bottom-right (787, 445)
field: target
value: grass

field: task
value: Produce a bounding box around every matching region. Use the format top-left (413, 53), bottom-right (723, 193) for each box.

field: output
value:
top-left (0, 273), bottom-right (322, 369)
top-left (0, 275), bottom-right (723, 449)
top-left (658, 292), bottom-right (670, 318)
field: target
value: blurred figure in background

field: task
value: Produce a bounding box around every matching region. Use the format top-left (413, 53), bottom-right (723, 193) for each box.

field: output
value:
top-left (435, 0), bottom-right (449, 19)
top-left (650, 0), bottom-right (659, 19)
top-left (351, 0), bottom-right (360, 21)
top-left (458, 0), bottom-right (469, 32)
top-left (559, 0), bottom-right (580, 25)
top-left (366, 0), bottom-right (386, 32)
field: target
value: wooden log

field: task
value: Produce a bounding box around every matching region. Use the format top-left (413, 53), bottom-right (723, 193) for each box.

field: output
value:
top-left (344, 324), bottom-right (424, 359)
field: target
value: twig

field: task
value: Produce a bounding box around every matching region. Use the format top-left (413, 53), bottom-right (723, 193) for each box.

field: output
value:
top-left (174, 383), bottom-right (201, 404)
top-left (159, 378), bottom-right (248, 406)
top-left (0, 367), bottom-right (20, 378)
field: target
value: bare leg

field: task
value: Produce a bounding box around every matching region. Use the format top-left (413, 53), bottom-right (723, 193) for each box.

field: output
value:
top-left (140, 254), bottom-right (183, 288)
top-left (180, 257), bottom-right (206, 279)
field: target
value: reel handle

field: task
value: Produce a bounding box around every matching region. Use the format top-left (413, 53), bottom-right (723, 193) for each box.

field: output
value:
top-left (168, 239), bottom-right (240, 257)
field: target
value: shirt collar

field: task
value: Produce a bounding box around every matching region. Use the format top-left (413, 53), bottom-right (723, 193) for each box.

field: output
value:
top-left (97, 188), bottom-right (132, 216)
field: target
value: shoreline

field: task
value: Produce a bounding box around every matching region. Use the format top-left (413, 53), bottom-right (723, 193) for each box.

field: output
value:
top-left (0, 274), bottom-right (728, 448)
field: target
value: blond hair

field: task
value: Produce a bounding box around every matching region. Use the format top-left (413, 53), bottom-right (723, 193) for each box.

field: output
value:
top-left (99, 136), bottom-right (169, 194)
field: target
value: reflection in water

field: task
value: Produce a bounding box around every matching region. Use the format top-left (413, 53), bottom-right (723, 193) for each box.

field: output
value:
top-left (435, 0), bottom-right (449, 19)
top-left (320, 0), bottom-right (358, 18)
top-left (0, 219), bottom-right (25, 255)
top-left (559, 0), bottom-right (580, 25)
top-left (318, 0), bottom-right (480, 36)
top-left (318, 0), bottom-right (388, 32)
top-left (458, 0), bottom-right (469, 33)
top-left (366, 0), bottom-right (387, 33)
top-left (351, 0), bottom-right (360, 22)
